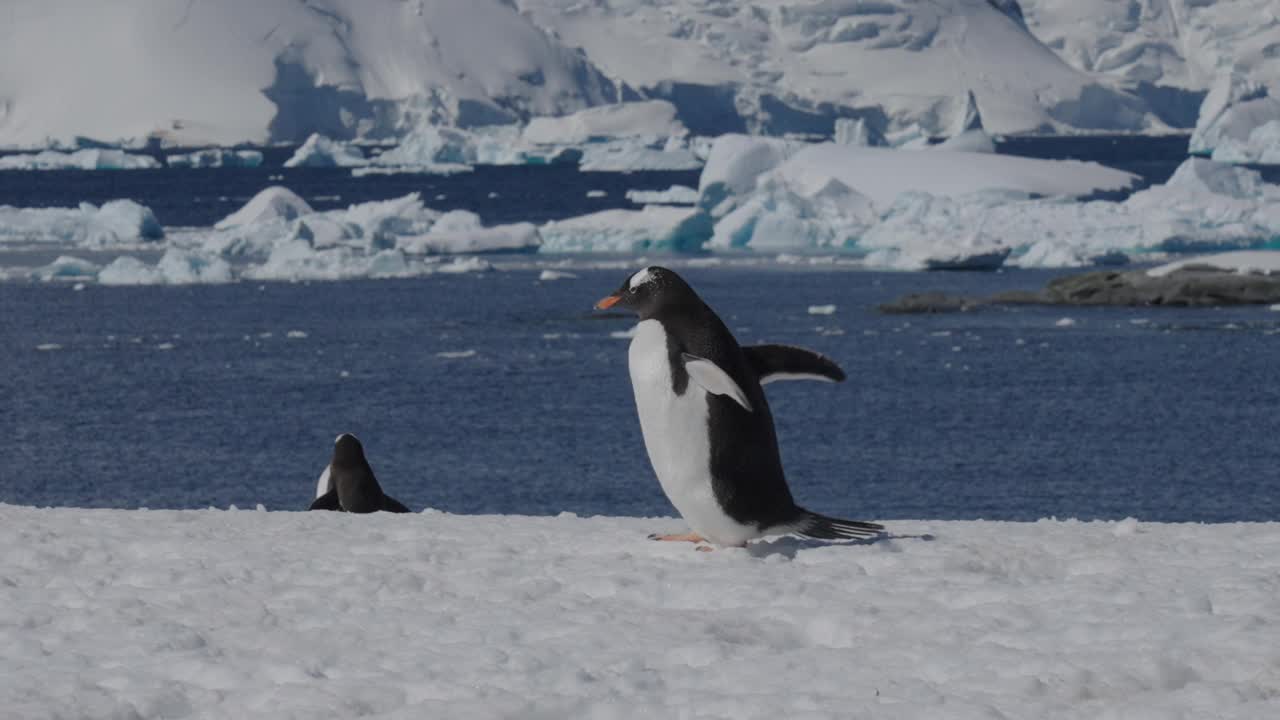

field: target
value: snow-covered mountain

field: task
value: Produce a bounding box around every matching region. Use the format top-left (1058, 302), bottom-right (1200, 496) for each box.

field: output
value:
top-left (513, 0), bottom-right (1162, 137)
top-left (0, 0), bottom-right (621, 147)
top-left (1018, 0), bottom-right (1280, 125)
top-left (0, 0), bottom-right (1269, 147)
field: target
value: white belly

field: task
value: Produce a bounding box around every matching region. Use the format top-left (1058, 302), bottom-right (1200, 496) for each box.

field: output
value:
top-left (628, 320), bottom-right (756, 546)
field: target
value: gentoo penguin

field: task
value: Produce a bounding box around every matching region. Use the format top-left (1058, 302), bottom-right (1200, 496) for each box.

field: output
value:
top-left (310, 434), bottom-right (410, 513)
top-left (596, 266), bottom-right (883, 548)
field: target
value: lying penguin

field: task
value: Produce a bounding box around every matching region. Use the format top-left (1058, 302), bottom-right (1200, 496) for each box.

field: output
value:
top-left (310, 433), bottom-right (411, 513)
top-left (596, 266), bottom-right (883, 548)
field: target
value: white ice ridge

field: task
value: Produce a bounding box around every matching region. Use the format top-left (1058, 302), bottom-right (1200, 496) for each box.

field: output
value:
top-left (0, 149), bottom-right (159, 170)
top-left (1147, 250), bottom-right (1280, 278)
top-left (1189, 74), bottom-right (1280, 165)
top-left (0, 200), bottom-right (164, 248)
top-left (1, 506), bottom-right (1278, 719)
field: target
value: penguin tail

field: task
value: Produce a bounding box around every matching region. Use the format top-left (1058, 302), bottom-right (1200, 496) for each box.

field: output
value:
top-left (792, 510), bottom-right (884, 541)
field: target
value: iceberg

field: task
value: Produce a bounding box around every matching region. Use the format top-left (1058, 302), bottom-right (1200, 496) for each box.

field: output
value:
top-left (540, 206), bottom-right (711, 253)
top-left (31, 255), bottom-right (101, 281)
top-left (166, 148), bottom-right (264, 168)
top-left (214, 186), bottom-right (313, 231)
top-left (625, 185), bottom-right (698, 205)
top-left (283, 134), bottom-right (369, 168)
top-left (0, 200), bottom-right (163, 248)
top-left (397, 210), bottom-right (540, 255)
top-left (99, 249), bottom-right (233, 285)
top-left (0, 149), bottom-right (160, 170)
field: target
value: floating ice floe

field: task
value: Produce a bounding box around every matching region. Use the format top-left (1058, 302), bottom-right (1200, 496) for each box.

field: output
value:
top-left (688, 132), bottom-right (1280, 269)
top-left (1147, 250), bottom-right (1280, 278)
top-left (0, 200), bottom-right (163, 248)
top-left (282, 134), bottom-right (368, 168)
top-left (0, 148), bottom-right (160, 170)
top-left (523, 101), bottom-right (687, 145)
top-left (215, 186), bottom-right (313, 230)
top-left (1190, 73), bottom-right (1280, 164)
top-left (98, 249), bottom-right (233, 285)
top-left (625, 185), bottom-right (698, 205)
top-left (30, 255), bottom-right (101, 281)
top-left (540, 206), bottom-right (710, 253)
top-left (165, 148), bottom-right (263, 168)
top-left (538, 269), bottom-right (577, 281)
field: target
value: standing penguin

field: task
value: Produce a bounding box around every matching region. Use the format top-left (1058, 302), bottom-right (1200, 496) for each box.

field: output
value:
top-left (310, 434), bottom-right (411, 513)
top-left (596, 267), bottom-right (882, 548)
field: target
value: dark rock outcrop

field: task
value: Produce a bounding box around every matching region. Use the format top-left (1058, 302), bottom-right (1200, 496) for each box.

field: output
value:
top-left (878, 266), bottom-right (1280, 313)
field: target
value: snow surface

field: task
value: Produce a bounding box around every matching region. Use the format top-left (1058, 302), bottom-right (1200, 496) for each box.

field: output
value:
top-left (515, 0), bottom-right (1165, 137)
top-left (0, 0), bottom-right (618, 147)
top-left (1019, 0), bottom-right (1280, 95)
top-left (2, 506), bottom-right (1279, 719)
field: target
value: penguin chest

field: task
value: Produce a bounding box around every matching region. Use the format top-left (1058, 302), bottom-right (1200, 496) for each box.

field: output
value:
top-left (627, 320), bottom-right (754, 544)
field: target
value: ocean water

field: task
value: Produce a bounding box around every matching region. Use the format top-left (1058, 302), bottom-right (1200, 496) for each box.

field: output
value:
top-left (4, 266), bottom-right (1279, 523)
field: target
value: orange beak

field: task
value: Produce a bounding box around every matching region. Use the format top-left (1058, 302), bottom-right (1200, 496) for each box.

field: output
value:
top-left (595, 294), bottom-right (622, 310)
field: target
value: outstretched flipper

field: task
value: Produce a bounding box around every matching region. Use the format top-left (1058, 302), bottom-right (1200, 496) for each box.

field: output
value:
top-left (315, 465), bottom-right (332, 498)
top-left (309, 489), bottom-right (341, 511)
top-left (681, 352), bottom-right (753, 412)
top-left (380, 495), bottom-right (411, 513)
top-left (743, 344), bottom-right (846, 385)
top-left (791, 511), bottom-right (883, 540)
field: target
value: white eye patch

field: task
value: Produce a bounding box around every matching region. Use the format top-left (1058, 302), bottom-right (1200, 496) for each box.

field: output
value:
top-left (629, 267), bottom-right (655, 290)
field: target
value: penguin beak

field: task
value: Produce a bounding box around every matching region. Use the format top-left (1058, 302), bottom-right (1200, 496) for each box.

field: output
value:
top-left (595, 294), bottom-right (622, 310)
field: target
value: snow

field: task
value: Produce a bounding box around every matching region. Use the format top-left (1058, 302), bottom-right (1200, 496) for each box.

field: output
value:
top-left (626, 185), bottom-right (699, 206)
top-left (0, 149), bottom-right (159, 170)
top-left (214, 187), bottom-right (314, 231)
top-left (515, 0), bottom-right (1165, 137)
top-left (1018, 0), bottom-right (1280, 97)
top-left (688, 136), bottom-right (1280, 269)
top-left (0, 0), bottom-right (618, 148)
top-left (2, 506), bottom-right (1278, 719)
top-left (30, 255), bottom-right (101, 281)
top-left (522, 101), bottom-right (687, 146)
top-left (540, 206), bottom-right (710, 253)
top-left (0, 200), bottom-right (164, 248)
top-left (166, 149), bottom-right (264, 169)
top-left (1148, 251), bottom-right (1280, 278)
top-left (283, 134), bottom-right (369, 168)
top-left (1189, 74), bottom-right (1280, 161)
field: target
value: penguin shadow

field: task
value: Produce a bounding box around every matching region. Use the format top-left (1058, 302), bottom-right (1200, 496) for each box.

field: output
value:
top-left (746, 532), bottom-right (936, 560)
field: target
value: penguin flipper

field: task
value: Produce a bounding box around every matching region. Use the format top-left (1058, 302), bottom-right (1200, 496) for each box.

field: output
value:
top-left (309, 490), bottom-right (342, 511)
top-left (743, 344), bottom-right (846, 385)
top-left (380, 495), bottom-right (411, 513)
top-left (681, 352), bottom-right (753, 412)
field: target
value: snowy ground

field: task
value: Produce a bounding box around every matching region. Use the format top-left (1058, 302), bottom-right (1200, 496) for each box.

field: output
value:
top-left (2, 505), bottom-right (1278, 719)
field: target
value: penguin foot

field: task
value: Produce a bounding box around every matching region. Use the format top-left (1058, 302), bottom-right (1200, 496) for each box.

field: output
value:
top-left (648, 532), bottom-right (708, 543)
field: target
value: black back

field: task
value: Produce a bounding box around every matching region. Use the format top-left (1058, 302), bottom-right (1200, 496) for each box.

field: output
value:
top-left (607, 267), bottom-right (804, 529)
top-left (329, 434), bottom-right (395, 514)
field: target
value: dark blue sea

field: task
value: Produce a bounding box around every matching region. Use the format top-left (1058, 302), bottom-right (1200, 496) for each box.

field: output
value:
top-left (2, 136), bottom-right (1279, 522)
top-left (3, 267), bottom-right (1279, 522)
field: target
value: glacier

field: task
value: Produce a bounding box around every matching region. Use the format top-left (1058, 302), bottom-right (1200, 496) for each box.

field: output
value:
top-left (0, 0), bottom-right (1228, 150)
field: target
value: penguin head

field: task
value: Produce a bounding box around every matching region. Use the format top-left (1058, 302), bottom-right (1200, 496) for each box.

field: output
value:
top-left (595, 266), bottom-right (691, 319)
top-left (331, 433), bottom-right (367, 466)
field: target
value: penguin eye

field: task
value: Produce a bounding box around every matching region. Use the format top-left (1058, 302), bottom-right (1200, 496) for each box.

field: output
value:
top-left (628, 285), bottom-right (638, 293)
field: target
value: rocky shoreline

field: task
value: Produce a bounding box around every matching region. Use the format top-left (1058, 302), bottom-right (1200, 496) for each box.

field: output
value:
top-left (881, 264), bottom-right (1280, 313)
